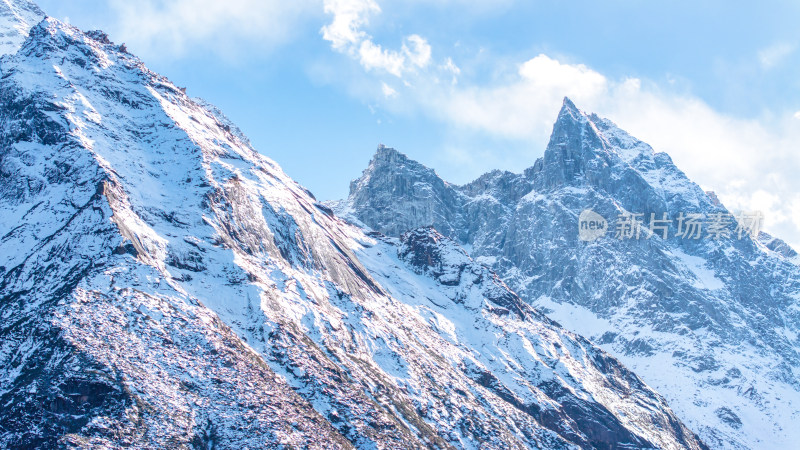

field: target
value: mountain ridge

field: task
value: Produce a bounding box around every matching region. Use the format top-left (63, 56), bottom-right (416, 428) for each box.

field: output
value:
top-left (339, 98), bottom-right (800, 449)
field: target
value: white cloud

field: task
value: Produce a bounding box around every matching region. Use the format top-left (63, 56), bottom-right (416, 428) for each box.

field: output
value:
top-left (441, 57), bottom-right (460, 82)
top-left (107, 0), bottom-right (315, 58)
top-left (403, 35), bottom-right (431, 68)
top-left (413, 54), bottom-right (610, 141)
top-left (381, 82), bottom-right (398, 98)
top-left (321, 0), bottom-right (433, 77)
top-left (518, 55), bottom-right (607, 96)
top-left (758, 42), bottom-right (796, 69)
top-left (321, 0), bottom-right (380, 50)
top-left (359, 40), bottom-right (406, 76)
top-left (791, 198), bottom-right (800, 233)
top-left (794, 111), bottom-right (800, 120)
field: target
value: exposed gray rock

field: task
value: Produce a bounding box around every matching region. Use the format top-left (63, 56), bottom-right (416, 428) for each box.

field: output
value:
top-left (341, 97), bottom-right (800, 449)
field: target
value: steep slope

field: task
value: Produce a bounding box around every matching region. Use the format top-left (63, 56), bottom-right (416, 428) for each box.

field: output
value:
top-left (0, 6), bottom-right (707, 449)
top-left (0, 19), bottom-right (354, 450)
top-left (340, 99), bottom-right (800, 449)
top-left (0, 0), bottom-right (43, 56)
top-left (358, 227), bottom-right (705, 449)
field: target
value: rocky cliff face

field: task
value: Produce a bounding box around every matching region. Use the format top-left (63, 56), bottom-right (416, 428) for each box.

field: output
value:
top-left (346, 144), bottom-right (469, 240)
top-left (341, 99), bottom-right (800, 449)
top-left (0, 2), bottom-right (706, 449)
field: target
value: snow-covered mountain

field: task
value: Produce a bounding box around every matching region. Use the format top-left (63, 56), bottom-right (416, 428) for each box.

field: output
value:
top-left (0, 0), bottom-right (42, 56)
top-left (0, 2), bottom-right (707, 448)
top-left (338, 99), bottom-right (800, 449)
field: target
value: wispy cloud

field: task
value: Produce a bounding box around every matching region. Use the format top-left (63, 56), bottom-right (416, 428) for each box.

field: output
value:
top-left (758, 42), bottom-right (796, 69)
top-left (381, 82), bottom-right (398, 98)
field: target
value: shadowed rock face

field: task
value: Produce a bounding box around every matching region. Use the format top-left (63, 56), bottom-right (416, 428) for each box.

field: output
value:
top-left (347, 145), bottom-right (469, 241)
top-left (0, 3), bottom-right (708, 449)
top-left (341, 98), bottom-right (800, 449)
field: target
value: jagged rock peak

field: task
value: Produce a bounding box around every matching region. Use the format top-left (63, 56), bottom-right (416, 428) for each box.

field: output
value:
top-left (346, 145), bottom-right (468, 239)
top-left (557, 96), bottom-right (584, 121)
top-left (27, 16), bottom-right (116, 49)
top-left (399, 226), bottom-right (470, 273)
top-left (373, 143), bottom-right (404, 160)
top-left (360, 144), bottom-right (436, 180)
top-left (534, 97), bottom-right (660, 191)
top-left (547, 97), bottom-right (656, 160)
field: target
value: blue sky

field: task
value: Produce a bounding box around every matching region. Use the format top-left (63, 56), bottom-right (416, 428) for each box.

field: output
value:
top-left (36, 0), bottom-right (800, 245)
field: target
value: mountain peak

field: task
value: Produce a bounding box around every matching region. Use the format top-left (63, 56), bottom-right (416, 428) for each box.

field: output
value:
top-left (343, 146), bottom-right (469, 239)
top-left (360, 145), bottom-right (437, 184)
top-left (534, 97), bottom-right (673, 196)
top-left (535, 98), bottom-right (603, 189)
top-left (548, 96), bottom-right (588, 140)
top-left (559, 96), bottom-right (583, 118)
top-left (0, 0), bottom-right (44, 56)
top-left (371, 143), bottom-right (407, 164)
